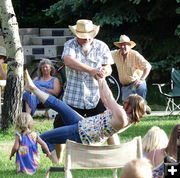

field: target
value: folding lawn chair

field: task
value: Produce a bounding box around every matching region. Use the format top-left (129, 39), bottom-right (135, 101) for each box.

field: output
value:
top-left (153, 68), bottom-right (180, 115)
top-left (45, 136), bottom-right (142, 178)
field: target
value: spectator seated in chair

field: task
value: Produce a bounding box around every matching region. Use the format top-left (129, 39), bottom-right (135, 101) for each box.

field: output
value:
top-left (23, 58), bottom-right (60, 116)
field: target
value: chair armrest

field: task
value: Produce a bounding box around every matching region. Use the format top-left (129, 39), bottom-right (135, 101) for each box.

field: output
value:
top-left (152, 82), bottom-right (170, 87)
top-left (152, 82), bottom-right (173, 97)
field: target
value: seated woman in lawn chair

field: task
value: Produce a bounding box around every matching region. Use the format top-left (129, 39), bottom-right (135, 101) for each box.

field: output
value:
top-left (24, 69), bottom-right (151, 163)
top-left (23, 59), bottom-right (60, 116)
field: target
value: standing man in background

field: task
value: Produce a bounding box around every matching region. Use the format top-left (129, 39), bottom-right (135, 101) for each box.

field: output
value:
top-left (111, 35), bottom-right (152, 101)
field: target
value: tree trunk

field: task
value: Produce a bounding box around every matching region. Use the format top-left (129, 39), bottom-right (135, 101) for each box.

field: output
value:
top-left (0, 0), bottom-right (24, 129)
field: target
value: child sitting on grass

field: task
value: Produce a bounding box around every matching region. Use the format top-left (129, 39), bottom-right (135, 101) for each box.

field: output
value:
top-left (9, 112), bottom-right (51, 175)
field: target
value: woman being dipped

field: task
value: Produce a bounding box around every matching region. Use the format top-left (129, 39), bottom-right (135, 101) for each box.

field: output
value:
top-left (25, 69), bottom-right (150, 163)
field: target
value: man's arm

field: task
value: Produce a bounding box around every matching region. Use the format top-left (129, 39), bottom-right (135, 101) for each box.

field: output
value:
top-left (64, 55), bottom-right (102, 78)
top-left (140, 66), bottom-right (152, 81)
top-left (134, 65), bottom-right (151, 87)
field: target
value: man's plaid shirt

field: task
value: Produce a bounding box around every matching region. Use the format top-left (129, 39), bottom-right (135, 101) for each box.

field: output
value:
top-left (62, 38), bottom-right (114, 109)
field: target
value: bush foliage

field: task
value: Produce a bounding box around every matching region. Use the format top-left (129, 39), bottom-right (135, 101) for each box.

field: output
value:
top-left (12, 0), bottom-right (180, 81)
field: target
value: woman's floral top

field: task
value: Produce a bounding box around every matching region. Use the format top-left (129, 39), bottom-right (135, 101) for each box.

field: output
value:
top-left (78, 110), bottom-right (118, 144)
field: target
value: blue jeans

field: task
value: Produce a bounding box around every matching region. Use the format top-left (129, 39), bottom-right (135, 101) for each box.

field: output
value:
top-left (121, 81), bottom-right (147, 101)
top-left (40, 95), bottom-right (83, 152)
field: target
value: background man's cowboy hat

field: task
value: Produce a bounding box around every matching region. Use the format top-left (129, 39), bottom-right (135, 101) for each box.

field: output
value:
top-left (0, 46), bottom-right (6, 57)
top-left (114, 35), bottom-right (136, 48)
top-left (69, 19), bottom-right (100, 39)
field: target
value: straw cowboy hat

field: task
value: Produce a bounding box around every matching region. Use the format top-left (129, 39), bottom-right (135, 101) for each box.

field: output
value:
top-left (0, 46), bottom-right (6, 57)
top-left (114, 35), bottom-right (136, 48)
top-left (69, 19), bottom-right (100, 39)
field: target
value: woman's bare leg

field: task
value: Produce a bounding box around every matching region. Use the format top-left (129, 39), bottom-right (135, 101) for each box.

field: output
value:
top-left (107, 134), bottom-right (120, 145)
top-left (25, 102), bottom-right (32, 114)
top-left (25, 69), bottom-right (49, 103)
top-left (49, 150), bottom-right (59, 164)
top-left (55, 144), bottom-right (65, 164)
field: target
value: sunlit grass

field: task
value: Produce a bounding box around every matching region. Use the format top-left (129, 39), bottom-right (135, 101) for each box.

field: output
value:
top-left (0, 115), bottom-right (179, 177)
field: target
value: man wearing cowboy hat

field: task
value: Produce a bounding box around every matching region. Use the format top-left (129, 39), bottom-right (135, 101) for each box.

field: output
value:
top-left (54, 19), bottom-right (120, 148)
top-left (111, 35), bottom-right (152, 101)
top-left (0, 46), bottom-right (7, 80)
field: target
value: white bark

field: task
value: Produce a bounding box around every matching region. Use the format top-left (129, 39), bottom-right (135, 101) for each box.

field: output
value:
top-left (0, 0), bottom-right (24, 128)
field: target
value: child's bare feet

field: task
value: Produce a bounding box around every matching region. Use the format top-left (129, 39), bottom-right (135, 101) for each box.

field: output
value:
top-left (24, 69), bottom-right (36, 92)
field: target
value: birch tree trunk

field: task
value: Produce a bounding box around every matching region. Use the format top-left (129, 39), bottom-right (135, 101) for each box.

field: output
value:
top-left (0, 0), bottom-right (24, 129)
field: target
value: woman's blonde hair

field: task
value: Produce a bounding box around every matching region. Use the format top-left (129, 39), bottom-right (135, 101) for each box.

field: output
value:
top-left (165, 123), bottom-right (180, 160)
top-left (121, 158), bottom-right (152, 178)
top-left (14, 112), bottom-right (34, 136)
top-left (124, 94), bottom-right (150, 125)
top-left (142, 126), bottom-right (169, 153)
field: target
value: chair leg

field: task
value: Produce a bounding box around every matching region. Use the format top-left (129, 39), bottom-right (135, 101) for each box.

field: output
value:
top-left (113, 168), bottom-right (118, 178)
top-left (166, 98), bottom-right (171, 112)
top-left (65, 170), bottom-right (72, 178)
top-left (172, 98), bottom-right (175, 111)
top-left (169, 102), bottom-right (180, 115)
top-left (45, 168), bottom-right (50, 178)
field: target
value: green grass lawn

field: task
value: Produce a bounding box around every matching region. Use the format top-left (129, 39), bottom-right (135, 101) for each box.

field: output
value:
top-left (0, 115), bottom-right (179, 178)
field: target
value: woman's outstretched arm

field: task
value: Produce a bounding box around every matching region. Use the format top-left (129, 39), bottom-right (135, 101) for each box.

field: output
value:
top-left (98, 78), bottom-right (128, 129)
top-left (98, 78), bottom-right (117, 109)
top-left (25, 69), bottom-right (49, 103)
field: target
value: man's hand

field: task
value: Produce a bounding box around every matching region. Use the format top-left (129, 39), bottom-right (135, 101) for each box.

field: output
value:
top-left (95, 66), bottom-right (109, 79)
top-left (99, 66), bottom-right (108, 77)
top-left (134, 79), bottom-right (144, 88)
top-left (89, 68), bottom-right (104, 79)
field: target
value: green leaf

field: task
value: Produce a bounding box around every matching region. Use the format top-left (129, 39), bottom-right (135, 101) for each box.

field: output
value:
top-left (176, 7), bottom-right (180, 14)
